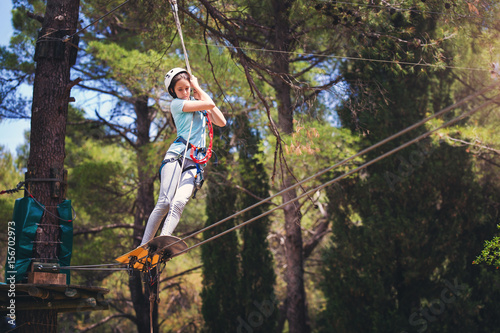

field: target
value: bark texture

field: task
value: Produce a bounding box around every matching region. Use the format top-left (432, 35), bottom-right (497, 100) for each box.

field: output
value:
top-left (21, 0), bottom-right (80, 331)
top-left (270, 0), bottom-right (310, 330)
top-left (128, 95), bottom-right (158, 333)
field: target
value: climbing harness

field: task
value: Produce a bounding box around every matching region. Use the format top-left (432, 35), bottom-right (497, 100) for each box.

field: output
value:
top-left (172, 112), bottom-right (216, 165)
top-left (158, 109), bottom-right (216, 199)
top-left (157, 154), bottom-right (197, 181)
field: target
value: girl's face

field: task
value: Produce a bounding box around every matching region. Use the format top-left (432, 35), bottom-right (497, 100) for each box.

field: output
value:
top-left (174, 78), bottom-right (191, 100)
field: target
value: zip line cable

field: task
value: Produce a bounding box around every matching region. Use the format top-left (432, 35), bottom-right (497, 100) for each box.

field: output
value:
top-left (60, 263), bottom-right (124, 268)
top-left (62, 0), bottom-right (132, 42)
top-left (326, 0), bottom-right (482, 18)
top-left (187, 41), bottom-right (490, 72)
top-left (58, 262), bottom-right (132, 271)
top-left (172, 93), bottom-right (500, 257)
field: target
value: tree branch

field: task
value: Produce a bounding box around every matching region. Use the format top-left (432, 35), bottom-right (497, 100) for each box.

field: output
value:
top-left (95, 110), bottom-right (137, 148)
top-left (303, 202), bottom-right (331, 259)
top-left (78, 314), bottom-right (136, 333)
top-left (446, 135), bottom-right (500, 155)
top-left (160, 265), bottom-right (203, 284)
top-left (27, 11), bottom-right (44, 24)
top-left (77, 83), bottom-right (134, 104)
top-left (234, 184), bottom-right (278, 206)
top-left (478, 155), bottom-right (500, 168)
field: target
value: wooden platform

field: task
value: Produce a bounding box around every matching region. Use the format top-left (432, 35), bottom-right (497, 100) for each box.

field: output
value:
top-left (0, 283), bottom-right (109, 313)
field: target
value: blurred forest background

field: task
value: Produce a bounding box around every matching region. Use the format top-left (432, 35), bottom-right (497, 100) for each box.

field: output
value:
top-left (1, 0), bottom-right (500, 332)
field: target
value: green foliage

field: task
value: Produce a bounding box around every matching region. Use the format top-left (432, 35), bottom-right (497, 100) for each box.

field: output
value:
top-left (63, 109), bottom-right (136, 286)
top-left (0, 146), bottom-right (23, 282)
top-left (0, 1), bottom-right (41, 119)
top-left (475, 226), bottom-right (500, 267)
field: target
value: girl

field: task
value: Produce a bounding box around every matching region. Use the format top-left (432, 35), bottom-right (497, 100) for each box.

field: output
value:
top-left (140, 68), bottom-right (226, 245)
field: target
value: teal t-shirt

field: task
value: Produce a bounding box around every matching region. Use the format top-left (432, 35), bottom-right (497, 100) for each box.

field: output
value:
top-left (166, 98), bottom-right (206, 159)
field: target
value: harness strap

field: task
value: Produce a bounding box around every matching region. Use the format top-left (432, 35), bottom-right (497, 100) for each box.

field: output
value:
top-left (158, 156), bottom-right (197, 182)
top-left (174, 136), bottom-right (202, 152)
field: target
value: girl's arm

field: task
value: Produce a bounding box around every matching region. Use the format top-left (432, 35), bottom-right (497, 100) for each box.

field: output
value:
top-left (207, 106), bottom-right (226, 127)
top-left (183, 76), bottom-right (226, 127)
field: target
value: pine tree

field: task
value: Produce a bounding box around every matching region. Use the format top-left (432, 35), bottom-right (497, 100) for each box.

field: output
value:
top-left (235, 114), bottom-right (278, 332)
top-left (201, 133), bottom-right (242, 332)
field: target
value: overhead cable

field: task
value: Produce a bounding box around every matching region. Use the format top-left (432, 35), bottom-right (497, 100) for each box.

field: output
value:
top-left (187, 41), bottom-right (489, 72)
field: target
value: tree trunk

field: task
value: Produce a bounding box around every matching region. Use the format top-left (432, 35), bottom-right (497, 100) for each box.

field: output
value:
top-left (282, 183), bottom-right (308, 333)
top-left (20, 0), bottom-right (80, 331)
top-left (128, 95), bottom-right (158, 333)
top-left (271, 7), bottom-right (310, 329)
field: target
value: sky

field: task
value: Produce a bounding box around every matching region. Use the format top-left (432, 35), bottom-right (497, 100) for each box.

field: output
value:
top-left (0, 1), bottom-right (31, 156)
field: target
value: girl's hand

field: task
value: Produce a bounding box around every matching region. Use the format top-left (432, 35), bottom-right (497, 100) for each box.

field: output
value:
top-left (190, 75), bottom-right (200, 89)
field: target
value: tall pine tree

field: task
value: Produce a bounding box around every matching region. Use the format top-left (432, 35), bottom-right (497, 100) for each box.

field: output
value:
top-left (235, 114), bottom-right (278, 332)
top-left (201, 133), bottom-right (242, 332)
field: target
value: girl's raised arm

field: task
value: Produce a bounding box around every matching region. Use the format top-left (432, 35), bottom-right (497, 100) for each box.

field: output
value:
top-left (182, 76), bottom-right (226, 127)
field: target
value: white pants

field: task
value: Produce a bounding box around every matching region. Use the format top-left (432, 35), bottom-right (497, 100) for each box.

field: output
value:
top-left (141, 154), bottom-right (196, 245)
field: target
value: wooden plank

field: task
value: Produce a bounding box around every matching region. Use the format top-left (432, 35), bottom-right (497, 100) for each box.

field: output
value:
top-left (27, 272), bottom-right (67, 285)
top-left (4, 298), bottom-right (109, 312)
top-left (0, 283), bottom-right (109, 294)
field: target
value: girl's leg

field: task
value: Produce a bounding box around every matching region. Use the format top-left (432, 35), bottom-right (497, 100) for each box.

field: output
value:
top-left (160, 160), bottom-right (196, 236)
top-left (140, 157), bottom-right (181, 245)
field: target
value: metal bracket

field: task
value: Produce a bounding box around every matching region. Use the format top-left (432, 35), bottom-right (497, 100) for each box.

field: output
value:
top-left (32, 261), bottom-right (61, 273)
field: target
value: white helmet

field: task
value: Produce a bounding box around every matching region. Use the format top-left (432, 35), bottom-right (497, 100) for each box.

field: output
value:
top-left (164, 67), bottom-right (188, 97)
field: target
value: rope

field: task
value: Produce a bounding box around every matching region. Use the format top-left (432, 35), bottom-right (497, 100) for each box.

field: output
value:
top-left (169, 0), bottom-right (191, 74)
top-left (0, 182), bottom-right (77, 222)
top-left (172, 94), bottom-right (500, 257)
top-left (24, 187), bottom-right (77, 223)
top-left (4, 85), bottom-right (495, 273)
top-left (51, 0), bottom-right (489, 73)
top-left (58, 262), bottom-right (130, 271)
top-left (0, 182), bottom-right (24, 195)
top-left (160, 82), bottom-right (499, 251)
